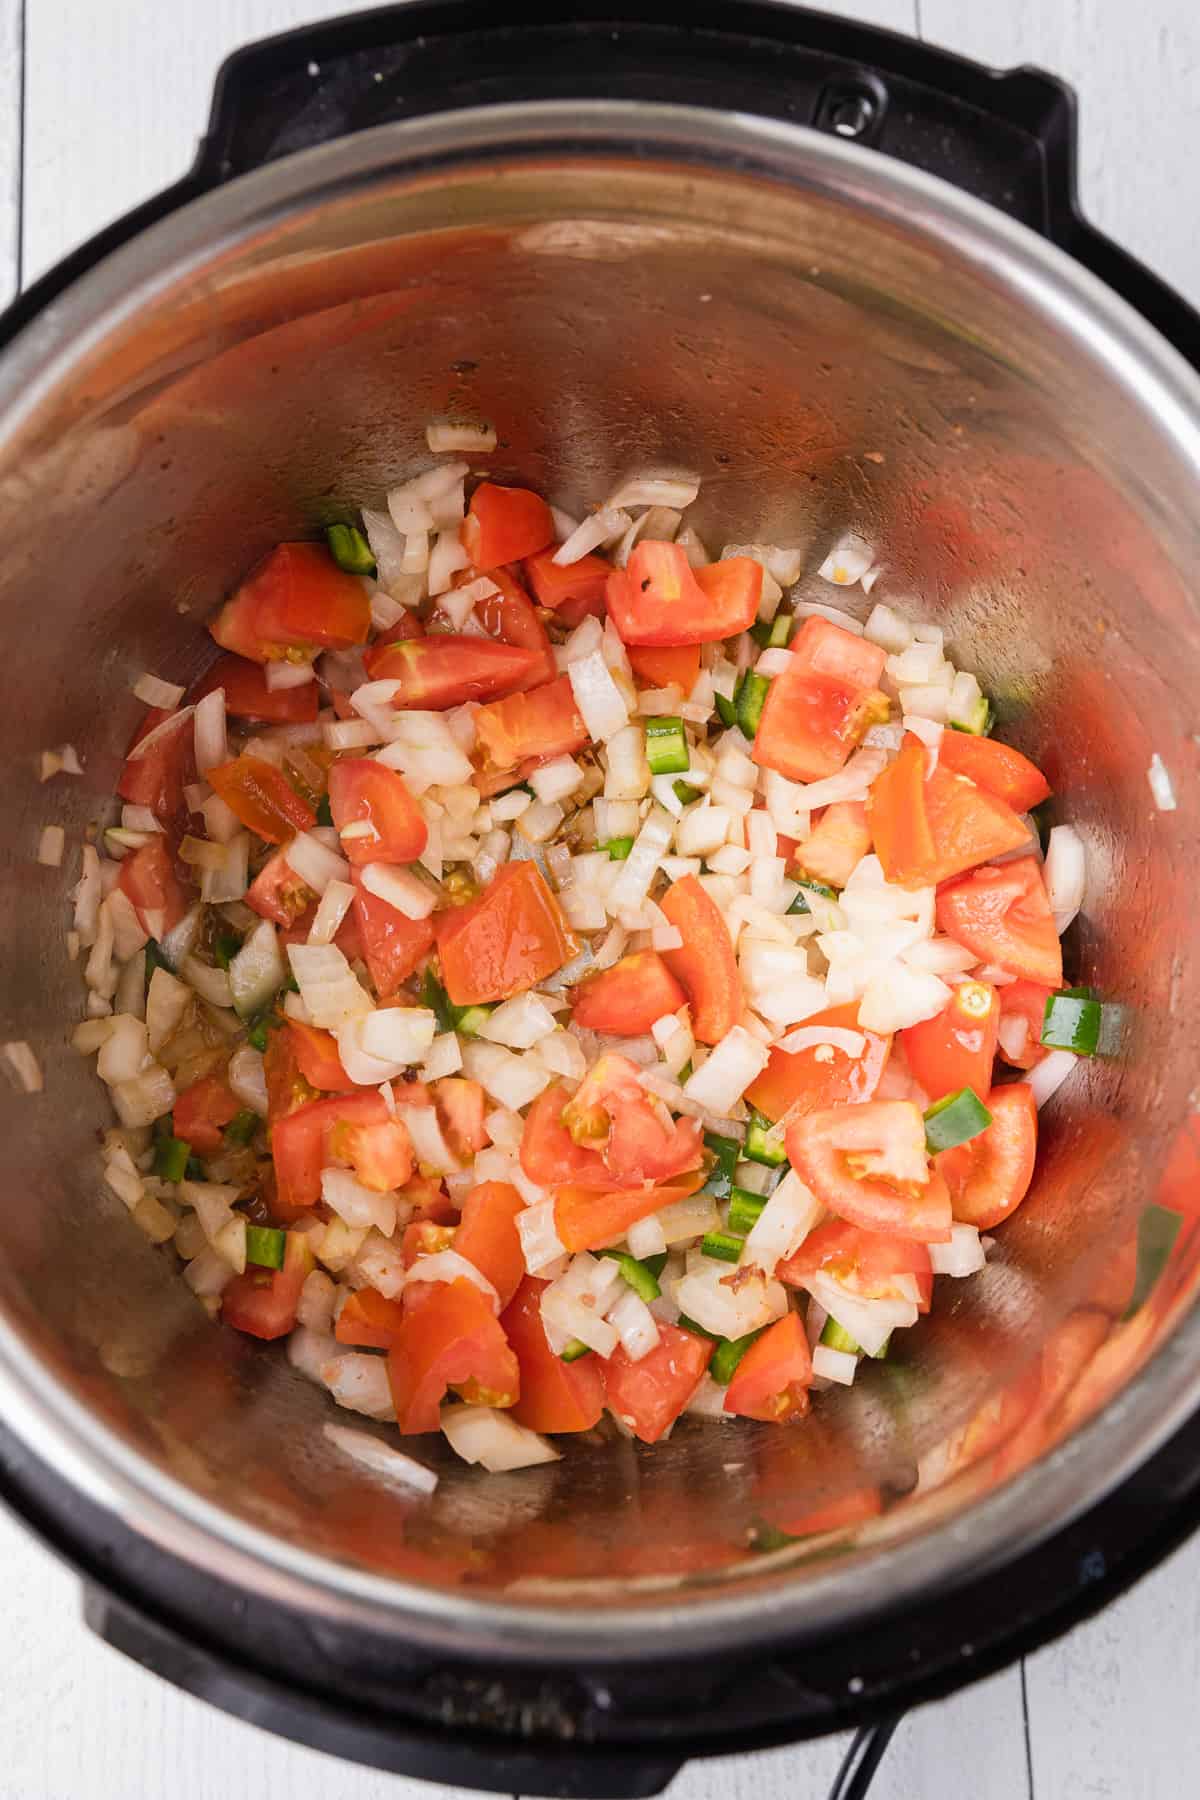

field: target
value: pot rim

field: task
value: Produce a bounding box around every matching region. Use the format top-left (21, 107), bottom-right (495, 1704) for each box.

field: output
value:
top-left (3, 97), bottom-right (1200, 1661)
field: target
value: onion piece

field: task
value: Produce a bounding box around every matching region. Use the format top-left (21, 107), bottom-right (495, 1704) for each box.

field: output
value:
top-left (795, 748), bottom-right (888, 811)
top-left (607, 1289), bottom-right (661, 1362)
top-left (426, 420), bottom-right (496, 454)
top-left (441, 1404), bottom-right (560, 1472)
top-left (478, 992), bottom-right (558, 1051)
top-left (609, 805), bottom-right (673, 911)
top-left (1029, 1048), bottom-right (1079, 1108)
top-left (461, 1039), bottom-right (553, 1111)
top-left (682, 1026), bottom-right (769, 1115)
top-left (928, 1223), bottom-right (986, 1277)
top-left (321, 1168), bottom-right (397, 1236)
top-left (3, 1040), bottom-right (44, 1095)
top-left (193, 689), bottom-right (227, 774)
top-left (1044, 824), bottom-right (1086, 933)
top-left (287, 942), bottom-right (371, 1030)
top-left (743, 1170), bottom-right (823, 1273)
top-left (818, 533), bottom-right (874, 587)
top-left (359, 861), bottom-right (435, 919)
top-left (812, 1345), bottom-right (858, 1385)
top-left (517, 1201), bottom-right (566, 1275)
top-left (133, 671), bottom-right (184, 709)
top-left (322, 1422), bottom-right (437, 1492)
top-left (805, 1271), bottom-right (916, 1357)
top-left (568, 648), bottom-right (629, 743)
top-left (228, 1044), bottom-right (269, 1117)
top-left (777, 1024), bottom-right (866, 1058)
top-left (284, 830), bottom-right (351, 897)
top-left (553, 507), bottom-right (631, 566)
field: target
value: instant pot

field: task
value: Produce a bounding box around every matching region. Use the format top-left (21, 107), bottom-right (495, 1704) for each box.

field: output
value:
top-left (3, 5), bottom-right (1200, 1795)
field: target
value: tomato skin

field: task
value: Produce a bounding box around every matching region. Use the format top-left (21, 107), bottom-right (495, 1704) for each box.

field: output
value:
top-left (936, 1082), bottom-right (1038, 1229)
top-left (461, 483), bottom-right (555, 570)
top-left (191, 653), bottom-right (318, 723)
top-left (363, 633), bottom-right (543, 708)
top-left (208, 755), bottom-right (316, 844)
top-left (606, 1323), bottom-right (713, 1443)
top-left (521, 1084), bottom-right (611, 1190)
top-left (116, 708), bottom-right (195, 828)
top-left (794, 800), bottom-right (871, 889)
top-left (473, 674), bottom-right (588, 774)
top-left (222, 1231), bottom-right (314, 1340)
top-left (998, 979), bottom-right (1054, 1069)
top-left (246, 850), bottom-right (314, 927)
top-left (454, 1180), bottom-right (527, 1310)
top-left (388, 1277), bottom-right (520, 1434)
top-left (725, 1312), bottom-right (812, 1423)
top-left (272, 1092), bottom-right (412, 1214)
top-left (210, 543), bottom-right (371, 663)
top-left (753, 618), bottom-right (888, 784)
top-left (901, 981), bottom-right (1000, 1103)
top-left (335, 1288), bottom-right (407, 1349)
top-left (627, 642), bottom-right (702, 693)
top-left (870, 739), bottom-right (1032, 887)
top-left (432, 1077), bottom-right (488, 1160)
top-left (570, 950), bottom-right (687, 1036)
top-left (351, 872), bottom-right (436, 1001)
top-left (472, 566), bottom-right (557, 691)
top-left (523, 548), bottom-right (611, 622)
top-left (555, 1169), bottom-right (705, 1253)
top-left (937, 731), bottom-right (1051, 813)
top-left (606, 543), bottom-right (762, 646)
top-left (263, 1025), bottom-right (318, 1129)
top-left (778, 1218), bottom-right (933, 1299)
top-left (117, 837), bottom-right (188, 935)
top-left (173, 1072), bottom-right (241, 1153)
top-left (658, 874), bottom-right (742, 1044)
top-left (936, 857), bottom-right (1063, 987)
top-left (746, 1003), bottom-right (892, 1123)
top-left (501, 1276), bottom-right (607, 1432)
top-left (286, 1018), bottom-right (356, 1092)
top-left (787, 1100), bottom-right (952, 1241)
top-left (434, 861), bottom-right (575, 1006)
top-left (328, 758), bottom-right (426, 865)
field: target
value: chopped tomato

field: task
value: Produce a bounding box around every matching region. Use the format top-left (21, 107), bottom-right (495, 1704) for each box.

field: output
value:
top-left (606, 543), bottom-right (762, 646)
top-left (461, 482), bottom-right (555, 570)
top-left (351, 873), bottom-right (436, 1001)
top-left (725, 1312), bottom-right (812, 1423)
top-left (207, 755), bottom-right (316, 844)
top-left (746, 1003), bottom-right (891, 1123)
top-left (521, 1084), bottom-right (611, 1191)
top-left (997, 979), bottom-right (1054, 1069)
top-left (787, 1100), bottom-right (952, 1241)
top-left (936, 857), bottom-right (1063, 987)
top-left (191, 653), bottom-right (319, 724)
top-left (936, 1082), bottom-right (1038, 1230)
top-left (870, 739), bottom-right (1032, 887)
top-left (116, 707), bottom-right (195, 828)
top-left (901, 980), bottom-right (1000, 1103)
top-left (555, 1169), bottom-right (705, 1253)
top-left (432, 1077), bottom-right (489, 1159)
top-left (222, 1230), bottom-right (314, 1340)
top-left (523, 547), bottom-right (611, 623)
top-left (434, 861), bottom-right (575, 1005)
top-left (605, 1323), bottom-right (713, 1443)
top-left (328, 758), bottom-right (426, 866)
top-left (779, 1218), bottom-right (933, 1311)
top-left (209, 543), bottom-right (370, 663)
top-left (173, 1072), bottom-right (240, 1153)
top-left (402, 1219), bottom-right (456, 1267)
top-left (262, 1024), bottom-right (318, 1129)
top-left (286, 1018), bottom-right (356, 1092)
top-left (501, 1276), bottom-right (607, 1433)
top-left (245, 849), bottom-right (314, 927)
top-left (388, 1277), bottom-right (520, 1434)
top-left (272, 1092), bottom-right (412, 1214)
top-left (752, 617), bottom-right (888, 783)
top-left (937, 731), bottom-right (1051, 813)
top-left (453, 1180), bottom-right (526, 1310)
top-left (794, 800), bottom-right (871, 889)
top-left (561, 1053), bottom-right (704, 1187)
top-left (363, 634), bottom-right (543, 709)
top-left (570, 950), bottom-right (687, 1037)
top-left (472, 567), bottom-right (556, 690)
top-left (658, 874), bottom-right (741, 1045)
top-left (335, 1287), bottom-right (407, 1349)
top-left (117, 837), bottom-right (188, 935)
top-left (627, 643), bottom-right (701, 693)
top-left (472, 674), bottom-right (588, 774)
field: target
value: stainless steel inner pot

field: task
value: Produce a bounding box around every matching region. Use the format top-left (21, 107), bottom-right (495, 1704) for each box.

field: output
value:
top-left (2, 100), bottom-right (1199, 1663)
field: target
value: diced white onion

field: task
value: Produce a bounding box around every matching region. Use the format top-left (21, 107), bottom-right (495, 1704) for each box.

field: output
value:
top-left (857, 964), bottom-right (950, 1034)
top-left (1044, 824), bottom-right (1086, 933)
top-left (321, 1353), bottom-right (395, 1420)
top-left (1148, 751), bottom-right (1177, 811)
top-left (609, 805), bottom-right (673, 911)
top-left (322, 1422), bottom-right (438, 1493)
top-left (321, 1168), bottom-right (397, 1236)
top-left (180, 955), bottom-right (233, 1010)
top-left (607, 1288), bottom-right (661, 1362)
top-left (359, 861), bottom-right (435, 919)
top-left (478, 992), bottom-right (558, 1051)
top-left (262, 659), bottom-right (316, 691)
top-left (805, 1272), bottom-right (916, 1357)
top-left (95, 1013), bottom-right (148, 1085)
top-left (812, 1345), bottom-right (858, 1385)
top-left (199, 833), bottom-right (250, 904)
top-left (997, 1014), bottom-right (1030, 1061)
top-left (285, 830), bottom-right (351, 897)
top-left (418, 1031), bottom-right (464, 1082)
top-left (111, 1064), bottom-right (175, 1128)
top-left (818, 533), bottom-right (874, 586)
top-left (568, 648), bottom-right (629, 743)
top-left (682, 1026), bottom-right (769, 1116)
top-left (553, 507), bottom-right (630, 566)
top-left (184, 1247), bottom-right (235, 1299)
top-left (517, 1200), bottom-right (567, 1275)
top-left (794, 749), bottom-right (887, 811)
top-left (428, 528), bottom-right (471, 596)
top-left (440, 1404), bottom-right (559, 1472)
top-left (528, 756), bottom-right (584, 806)
top-left (133, 671), bottom-right (184, 709)
top-left (1029, 1048), bottom-right (1079, 1108)
top-left (672, 1261), bottom-right (787, 1340)
top-left (778, 1024), bottom-right (866, 1058)
top-left (461, 1039), bottom-right (553, 1111)
top-left (743, 1169), bottom-right (824, 1273)
top-left (37, 824), bottom-right (65, 868)
top-left (307, 878), bottom-right (355, 946)
top-left (627, 1213), bottom-right (668, 1260)
top-left (193, 689), bottom-right (227, 774)
top-left (288, 941), bottom-right (371, 1030)
top-left (145, 966), bottom-right (191, 1055)
top-left (426, 420), bottom-right (497, 454)
top-left (794, 601), bottom-right (867, 635)
top-left (928, 1223), bottom-right (987, 1277)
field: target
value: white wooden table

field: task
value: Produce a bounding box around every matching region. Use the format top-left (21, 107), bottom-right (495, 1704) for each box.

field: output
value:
top-left (3, 1), bottom-right (1198, 1795)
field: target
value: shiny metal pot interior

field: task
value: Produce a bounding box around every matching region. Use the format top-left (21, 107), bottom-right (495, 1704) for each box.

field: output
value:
top-left (2, 101), bottom-right (1200, 1662)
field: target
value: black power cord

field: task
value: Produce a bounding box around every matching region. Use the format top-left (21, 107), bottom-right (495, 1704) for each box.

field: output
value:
top-left (825, 1715), bottom-right (904, 1800)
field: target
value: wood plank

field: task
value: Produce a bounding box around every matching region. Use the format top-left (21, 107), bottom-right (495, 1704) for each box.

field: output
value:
top-left (919, 0), bottom-right (1200, 305)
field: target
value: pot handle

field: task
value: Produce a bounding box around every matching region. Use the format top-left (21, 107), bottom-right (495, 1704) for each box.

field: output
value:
top-left (193, 0), bottom-right (1199, 365)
